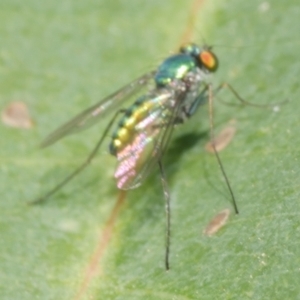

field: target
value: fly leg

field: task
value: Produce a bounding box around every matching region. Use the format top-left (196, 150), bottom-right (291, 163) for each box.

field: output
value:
top-left (158, 159), bottom-right (171, 271)
top-left (208, 83), bottom-right (239, 214)
top-left (31, 109), bottom-right (126, 204)
top-left (215, 82), bottom-right (288, 108)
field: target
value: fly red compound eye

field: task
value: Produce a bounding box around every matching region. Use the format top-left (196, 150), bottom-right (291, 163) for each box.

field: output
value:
top-left (200, 50), bottom-right (218, 72)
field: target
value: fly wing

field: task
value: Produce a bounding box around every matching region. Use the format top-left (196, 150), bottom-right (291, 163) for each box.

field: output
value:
top-left (114, 88), bottom-right (184, 190)
top-left (41, 71), bottom-right (155, 148)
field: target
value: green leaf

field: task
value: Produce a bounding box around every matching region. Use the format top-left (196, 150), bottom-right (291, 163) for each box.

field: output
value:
top-left (1, 0), bottom-right (299, 299)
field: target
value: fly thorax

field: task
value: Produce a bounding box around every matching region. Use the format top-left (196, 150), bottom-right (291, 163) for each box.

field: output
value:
top-left (155, 54), bottom-right (197, 88)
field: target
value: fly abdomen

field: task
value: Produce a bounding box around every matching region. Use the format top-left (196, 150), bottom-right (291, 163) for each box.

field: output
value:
top-left (109, 96), bottom-right (157, 156)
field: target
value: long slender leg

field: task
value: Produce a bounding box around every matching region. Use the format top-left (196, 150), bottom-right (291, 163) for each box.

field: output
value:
top-left (158, 160), bottom-right (171, 270)
top-left (208, 84), bottom-right (239, 214)
top-left (215, 82), bottom-right (288, 108)
top-left (30, 109), bottom-right (126, 205)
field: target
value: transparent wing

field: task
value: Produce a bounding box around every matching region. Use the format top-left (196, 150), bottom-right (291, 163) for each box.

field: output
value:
top-left (41, 71), bottom-right (155, 148)
top-left (114, 88), bottom-right (185, 190)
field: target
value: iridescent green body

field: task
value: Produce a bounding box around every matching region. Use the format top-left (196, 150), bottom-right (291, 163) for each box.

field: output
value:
top-left (110, 50), bottom-right (199, 157)
top-left (155, 54), bottom-right (196, 86)
top-left (109, 44), bottom-right (218, 189)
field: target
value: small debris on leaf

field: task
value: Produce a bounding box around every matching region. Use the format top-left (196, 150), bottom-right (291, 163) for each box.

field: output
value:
top-left (2, 101), bottom-right (33, 129)
top-left (205, 120), bottom-right (236, 153)
top-left (203, 209), bottom-right (230, 236)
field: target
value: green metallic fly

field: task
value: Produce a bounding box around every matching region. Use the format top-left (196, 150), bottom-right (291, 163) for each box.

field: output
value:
top-left (35, 43), bottom-right (238, 270)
